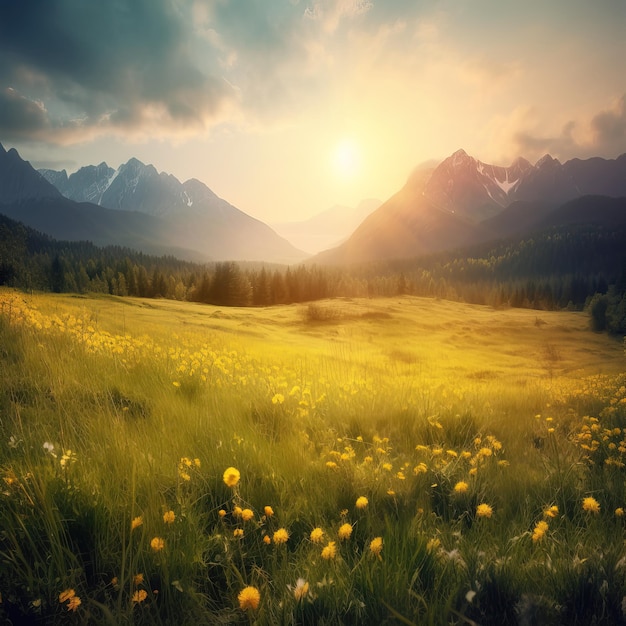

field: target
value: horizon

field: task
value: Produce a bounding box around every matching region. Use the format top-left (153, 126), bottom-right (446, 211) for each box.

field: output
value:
top-left (1, 1), bottom-right (625, 223)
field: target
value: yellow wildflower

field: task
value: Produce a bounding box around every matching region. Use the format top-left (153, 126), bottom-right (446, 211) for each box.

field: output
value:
top-left (238, 586), bottom-right (261, 611)
top-left (150, 537), bottom-right (165, 551)
top-left (218, 509), bottom-right (226, 518)
top-left (67, 596), bottom-right (81, 612)
top-left (369, 536), bottom-right (383, 557)
top-left (321, 541), bottom-right (337, 560)
top-left (338, 523), bottom-right (353, 540)
top-left (131, 516), bottom-right (143, 531)
top-left (532, 520), bottom-right (549, 542)
top-left (325, 461), bottom-right (338, 470)
top-left (453, 481), bottom-right (469, 494)
top-left (356, 496), bottom-right (368, 510)
top-left (413, 462), bottom-right (428, 475)
top-left (223, 467), bottom-right (240, 487)
top-left (233, 506), bottom-right (243, 518)
top-left (163, 510), bottom-right (175, 524)
top-left (263, 534), bottom-right (271, 545)
top-left (310, 527), bottom-right (324, 544)
top-left (293, 578), bottom-right (310, 602)
top-left (544, 505), bottom-right (559, 519)
top-left (59, 589), bottom-right (75, 603)
top-left (241, 508), bottom-right (254, 522)
top-left (133, 573), bottom-right (144, 586)
top-left (476, 503), bottom-right (493, 519)
top-left (426, 538), bottom-right (441, 553)
top-left (582, 496), bottom-right (600, 514)
top-left (616, 507), bottom-right (624, 517)
top-left (233, 528), bottom-right (244, 538)
top-left (264, 505), bottom-right (274, 517)
top-left (273, 528), bottom-right (289, 545)
top-left (132, 589), bottom-right (148, 604)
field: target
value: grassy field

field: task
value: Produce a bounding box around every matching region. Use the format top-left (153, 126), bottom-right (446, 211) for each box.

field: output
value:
top-left (1, 288), bottom-right (625, 625)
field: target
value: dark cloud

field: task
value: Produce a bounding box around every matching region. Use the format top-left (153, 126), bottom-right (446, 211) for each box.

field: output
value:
top-left (0, 88), bottom-right (50, 140)
top-left (591, 94), bottom-right (626, 152)
top-left (513, 96), bottom-right (626, 160)
top-left (0, 0), bottom-right (234, 142)
top-left (513, 120), bottom-right (578, 159)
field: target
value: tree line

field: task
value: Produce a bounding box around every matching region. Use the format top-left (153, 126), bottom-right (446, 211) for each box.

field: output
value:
top-left (1, 214), bottom-right (625, 332)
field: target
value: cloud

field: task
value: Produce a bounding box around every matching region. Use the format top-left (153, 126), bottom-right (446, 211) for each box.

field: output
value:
top-left (590, 94), bottom-right (626, 153)
top-left (0, 88), bottom-right (50, 140)
top-left (0, 0), bottom-right (235, 143)
top-left (501, 94), bottom-right (626, 162)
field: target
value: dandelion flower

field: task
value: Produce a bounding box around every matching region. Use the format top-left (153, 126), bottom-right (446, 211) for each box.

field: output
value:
top-left (532, 520), bottom-right (549, 542)
top-left (131, 516), bottom-right (143, 531)
top-left (273, 528), bottom-right (289, 545)
top-left (271, 393), bottom-right (284, 405)
top-left (616, 507), bottom-right (624, 517)
top-left (310, 527), bottom-right (324, 544)
top-left (369, 536), bottom-right (383, 557)
top-left (218, 509), bottom-right (226, 518)
top-left (233, 506), bottom-right (243, 518)
top-left (476, 503), bottom-right (493, 519)
top-left (264, 505), bottom-right (274, 517)
top-left (66, 596), bottom-right (81, 612)
top-left (233, 528), bottom-right (244, 538)
top-left (321, 541), bottom-right (337, 560)
top-left (263, 534), bottom-right (271, 545)
top-left (132, 589), bottom-right (148, 604)
top-left (582, 496), bottom-right (600, 514)
top-left (150, 537), bottom-right (165, 551)
top-left (238, 586), bottom-right (261, 611)
top-left (325, 461), bottom-right (338, 470)
top-left (133, 573), bottom-right (144, 586)
top-left (223, 467), bottom-right (240, 488)
top-left (544, 505), bottom-right (559, 519)
top-left (356, 496), bottom-right (368, 510)
top-left (453, 481), bottom-right (469, 494)
top-left (59, 589), bottom-right (76, 603)
top-left (163, 510), bottom-right (175, 524)
top-left (241, 508), bottom-right (254, 522)
top-left (293, 578), bottom-right (310, 601)
top-left (338, 523), bottom-right (353, 540)
top-left (426, 538), bottom-right (441, 553)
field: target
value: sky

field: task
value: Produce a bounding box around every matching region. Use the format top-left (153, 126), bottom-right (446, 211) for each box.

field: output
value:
top-left (0, 0), bottom-right (625, 224)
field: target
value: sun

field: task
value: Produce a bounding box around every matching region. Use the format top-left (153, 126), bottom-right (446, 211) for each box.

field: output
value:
top-left (332, 139), bottom-right (361, 179)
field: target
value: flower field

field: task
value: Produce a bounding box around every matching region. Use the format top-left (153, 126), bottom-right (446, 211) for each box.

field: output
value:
top-left (1, 288), bottom-right (625, 624)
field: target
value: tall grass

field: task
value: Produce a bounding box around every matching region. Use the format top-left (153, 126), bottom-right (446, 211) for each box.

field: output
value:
top-left (1, 288), bottom-right (625, 624)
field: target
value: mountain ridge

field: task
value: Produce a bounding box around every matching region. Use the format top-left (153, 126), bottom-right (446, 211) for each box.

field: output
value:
top-left (1, 143), bottom-right (306, 263)
top-left (312, 149), bottom-right (626, 265)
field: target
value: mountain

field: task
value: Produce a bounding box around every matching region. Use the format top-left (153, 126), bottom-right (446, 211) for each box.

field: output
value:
top-left (0, 143), bottom-right (63, 203)
top-left (270, 198), bottom-right (381, 254)
top-left (312, 150), bottom-right (626, 265)
top-left (19, 150), bottom-right (305, 263)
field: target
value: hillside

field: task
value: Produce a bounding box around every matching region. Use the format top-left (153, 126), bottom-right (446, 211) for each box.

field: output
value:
top-left (312, 150), bottom-right (626, 265)
top-left (0, 143), bottom-right (306, 263)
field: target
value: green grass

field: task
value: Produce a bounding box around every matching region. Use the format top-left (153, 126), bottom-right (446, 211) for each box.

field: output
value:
top-left (1, 288), bottom-right (625, 624)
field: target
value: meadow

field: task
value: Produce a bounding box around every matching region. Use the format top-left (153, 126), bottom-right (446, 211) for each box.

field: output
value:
top-left (1, 287), bottom-right (625, 625)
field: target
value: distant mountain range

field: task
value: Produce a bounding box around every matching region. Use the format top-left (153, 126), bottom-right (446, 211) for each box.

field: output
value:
top-left (271, 199), bottom-right (381, 254)
top-left (2, 142), bottom-right (626, 267)
top-left (313, 149), bottom-right (626, 264)
top-left (0, 143), bottom-right (306, 263)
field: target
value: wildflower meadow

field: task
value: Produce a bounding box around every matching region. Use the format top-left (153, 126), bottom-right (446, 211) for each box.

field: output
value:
top-left (0, 288), bottom-right (625, 624)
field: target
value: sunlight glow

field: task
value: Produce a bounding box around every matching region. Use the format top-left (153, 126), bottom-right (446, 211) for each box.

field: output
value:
top-left (332, 139), bottom-right (361, 179)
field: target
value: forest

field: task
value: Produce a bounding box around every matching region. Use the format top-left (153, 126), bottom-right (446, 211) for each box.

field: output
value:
top-left (1, 213), bottom-right (625, 333)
